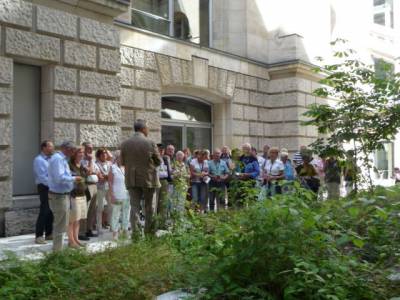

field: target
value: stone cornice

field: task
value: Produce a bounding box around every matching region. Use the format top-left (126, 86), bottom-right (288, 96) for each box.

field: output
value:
top-left (267, 60), bottom-right (324, 81)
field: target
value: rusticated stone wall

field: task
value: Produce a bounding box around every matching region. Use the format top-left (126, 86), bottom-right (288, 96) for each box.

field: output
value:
top-left (0, 0), bottom-right (123, 236)
top-left (0, 0), bottom-right (320, 236)
top-left (0, 56), bottom-right (13, 211)
top-left (0, 0), bottom-right (121, 152)
top-left (118, 43), bottom-right (318, 153)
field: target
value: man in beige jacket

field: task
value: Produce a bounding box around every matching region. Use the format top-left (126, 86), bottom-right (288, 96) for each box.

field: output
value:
top-left (121, 119), bottom-right (161, 237)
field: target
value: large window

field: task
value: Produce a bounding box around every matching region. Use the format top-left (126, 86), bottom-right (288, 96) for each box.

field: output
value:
top-left (374, 142), bottom-right (394, 179)
top-left (131, 0), bottom-right (210, 46)
top-left (161, 96), bottom-right (212, 150)
top-left (373, 0), bottom-right (394, 28)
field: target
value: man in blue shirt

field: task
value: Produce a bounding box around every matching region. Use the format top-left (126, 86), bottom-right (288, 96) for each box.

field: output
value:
top-left (33, 140), bottom-right (54, 244)
top-left (48, 141), bottom-right (82, 251)
top-left (208, 148), bottom-right (230, 211)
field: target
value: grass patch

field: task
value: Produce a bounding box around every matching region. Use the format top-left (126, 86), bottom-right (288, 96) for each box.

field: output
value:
top-left (0, 239), bottom-right (189, 300)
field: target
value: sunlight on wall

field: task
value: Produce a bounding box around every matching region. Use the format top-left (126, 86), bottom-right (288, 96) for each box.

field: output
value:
top-left (254, 0), bottom-right (399, 66)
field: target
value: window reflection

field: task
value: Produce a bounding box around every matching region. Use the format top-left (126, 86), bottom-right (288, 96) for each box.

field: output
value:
top-left (187, 127), bottom-right (211, 150)
top-left (161, 97), bottom-right (212, 151)
top-left (133, 0), bottom-right (169, 18)
top-left (162, 125), bottom-right (183, 149)
top-left (162, 97), bottom-right (211, 123)
top-left (130, 0), bottom-right (210, 46)
top-left (132, 10), bottom-right (170, 35)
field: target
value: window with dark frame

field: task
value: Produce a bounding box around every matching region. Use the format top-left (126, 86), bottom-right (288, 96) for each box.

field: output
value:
top-left (131, 0), bottom-right (210, 46)
top-left (372, 0), bottom-right (394, 28)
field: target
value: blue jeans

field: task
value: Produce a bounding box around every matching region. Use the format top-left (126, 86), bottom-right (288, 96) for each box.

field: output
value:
top-left (191, 182), bottom-right (208, 211)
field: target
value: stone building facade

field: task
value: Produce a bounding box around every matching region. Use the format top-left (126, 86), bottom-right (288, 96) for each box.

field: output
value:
top-left (0, 0), bottom-right (323, 236)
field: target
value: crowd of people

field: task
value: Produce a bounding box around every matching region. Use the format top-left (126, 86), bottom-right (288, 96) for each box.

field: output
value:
top-left (33, 119), bottom-right (384, 251)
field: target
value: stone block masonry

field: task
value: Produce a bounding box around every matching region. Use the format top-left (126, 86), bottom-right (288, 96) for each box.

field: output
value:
top-left (79, 17), bottom-right (119, 48)
top-left (0, 0), bottom-right (32, 28)
top-left (0, 0), bottom-right (123, 225)
top-left (119, 45), bottom-right (162, 140)
top-left (117, 44), bottom-right (316, 153)
top-left (6, 28), bottom-right (61, 62)
top-left (0, 0), bottom-right (322, 237)
top-left (36, 5), bottom-right (78, 38)
top-left (64, 41), bottom-right (97, 69)
top-left (80, 71), bottom-right (120, 97)
top-left (0, 54), bottom-right (13, 212)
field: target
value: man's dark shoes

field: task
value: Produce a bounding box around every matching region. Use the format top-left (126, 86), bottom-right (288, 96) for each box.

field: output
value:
top-left (79, 235), bottom-right (90, 241)
top-left (86, 231), bottom-right (98, 238)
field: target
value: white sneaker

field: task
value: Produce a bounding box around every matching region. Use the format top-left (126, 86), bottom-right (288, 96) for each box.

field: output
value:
top-left (35, 237), bottom-right (47, 244)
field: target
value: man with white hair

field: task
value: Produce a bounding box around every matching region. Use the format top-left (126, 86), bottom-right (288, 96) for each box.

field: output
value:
top-left (48, 141), bottom-right (82, 251)
top-left (166, 144), bottom-right (175, 163)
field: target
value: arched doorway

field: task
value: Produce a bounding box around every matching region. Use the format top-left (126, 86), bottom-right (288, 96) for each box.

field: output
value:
top-left (161, 96), bottom-right (212, 150)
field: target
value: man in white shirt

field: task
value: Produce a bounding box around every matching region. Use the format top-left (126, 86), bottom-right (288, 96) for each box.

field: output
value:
top-left (33, 140), bottom-right (54, 244)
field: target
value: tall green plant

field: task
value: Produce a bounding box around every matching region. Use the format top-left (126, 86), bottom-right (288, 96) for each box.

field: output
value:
top-left (303, 39), bottom-right (400, 191)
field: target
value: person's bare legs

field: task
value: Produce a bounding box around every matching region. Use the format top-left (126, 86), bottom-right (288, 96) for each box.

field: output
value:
top-left (73, 221), bottom-right (83, 246)
top-left (68, 222), bottom-right (79, 248)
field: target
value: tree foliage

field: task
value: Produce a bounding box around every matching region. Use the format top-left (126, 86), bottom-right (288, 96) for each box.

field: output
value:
top-left (303, 39), bottom-right (400, 190)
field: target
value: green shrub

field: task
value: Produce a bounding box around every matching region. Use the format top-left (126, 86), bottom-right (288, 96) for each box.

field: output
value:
top-left (1, 185), bottom-right (400, 299)
top-left (172, 184), bottom-right (400, 299)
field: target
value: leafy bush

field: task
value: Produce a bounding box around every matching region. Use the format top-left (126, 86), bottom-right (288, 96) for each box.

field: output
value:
top-left (172, 184), bottom-right (400, 299)
top-left (1, 185), bottom-right (400, 299)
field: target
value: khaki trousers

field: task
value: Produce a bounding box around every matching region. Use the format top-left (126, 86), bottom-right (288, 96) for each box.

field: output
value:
top-left (48, 193), bottom-right (69, 251)
top-left (129, 187), bottom-right (157, 236)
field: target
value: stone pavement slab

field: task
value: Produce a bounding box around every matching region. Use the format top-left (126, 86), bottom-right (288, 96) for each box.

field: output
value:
top-left (0, 231), bottom-right (119, 261)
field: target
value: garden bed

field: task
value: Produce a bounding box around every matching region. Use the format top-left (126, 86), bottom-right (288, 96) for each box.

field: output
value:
top-left (1, 185), bottom-right (400, 299)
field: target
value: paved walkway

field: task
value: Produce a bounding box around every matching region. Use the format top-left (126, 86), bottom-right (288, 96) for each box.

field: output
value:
top-left (0, 231), bottom-right (121, 261)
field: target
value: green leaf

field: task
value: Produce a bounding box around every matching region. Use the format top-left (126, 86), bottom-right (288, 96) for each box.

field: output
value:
top-left (348, 207), bottom-right (359, 218)
top-left (336, 234), bottom-right (350, 246)
top-left (352, 238), bottom-right (365, 248)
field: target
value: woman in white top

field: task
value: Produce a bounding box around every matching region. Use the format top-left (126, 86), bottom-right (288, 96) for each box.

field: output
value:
top-left (108, 151), bottom-right (131, 240)
top-left (95, 148), bottom-right (111, 234)
top-left (262, 147), bottom-right (285, 197)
